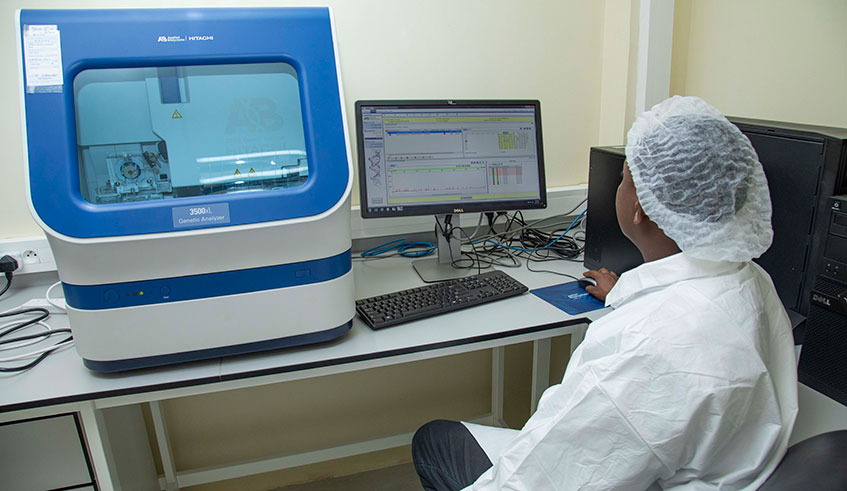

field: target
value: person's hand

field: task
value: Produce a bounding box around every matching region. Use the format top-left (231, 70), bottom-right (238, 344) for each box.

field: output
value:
top-left (582, 268), bottom-right (618, 302)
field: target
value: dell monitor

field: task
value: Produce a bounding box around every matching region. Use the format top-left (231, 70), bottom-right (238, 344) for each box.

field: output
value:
top-left (355, 100), bottom-right (547, 280)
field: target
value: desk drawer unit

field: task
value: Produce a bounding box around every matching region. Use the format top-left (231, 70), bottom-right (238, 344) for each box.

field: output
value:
top-left (0, 413), bottom-right (95, 490)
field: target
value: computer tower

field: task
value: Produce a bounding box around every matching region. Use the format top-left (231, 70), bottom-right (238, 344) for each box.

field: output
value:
top-left (583, 146), bottom-right (642, 275)
top-left (584, 119), bottom-right (847, 316)
top-left (798, 195), bottom-right (847, 406)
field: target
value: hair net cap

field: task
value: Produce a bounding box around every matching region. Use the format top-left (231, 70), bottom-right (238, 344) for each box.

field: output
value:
top-left (625, 96), bottom-right (773, 262)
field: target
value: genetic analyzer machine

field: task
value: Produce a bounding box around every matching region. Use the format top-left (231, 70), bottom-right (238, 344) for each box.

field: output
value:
top-left (17, 8), bottom-right (354, 371)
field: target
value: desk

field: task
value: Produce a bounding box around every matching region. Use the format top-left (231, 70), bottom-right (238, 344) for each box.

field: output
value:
top-left (0, 258), bottom-right (602, 490)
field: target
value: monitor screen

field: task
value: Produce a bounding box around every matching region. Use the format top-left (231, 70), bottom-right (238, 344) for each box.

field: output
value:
top-left (356, 100), bottom-right (546, 218)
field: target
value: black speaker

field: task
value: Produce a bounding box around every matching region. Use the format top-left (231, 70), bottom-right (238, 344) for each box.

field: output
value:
top-left (798, 196), bottom-right (847, 406)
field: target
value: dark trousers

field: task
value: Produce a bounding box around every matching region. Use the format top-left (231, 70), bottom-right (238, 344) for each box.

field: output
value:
top-left (412, 420), bottom-right (493, 491)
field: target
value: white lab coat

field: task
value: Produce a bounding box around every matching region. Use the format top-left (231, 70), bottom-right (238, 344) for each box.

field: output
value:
top-left (466, 253), bottom-right (798, 490)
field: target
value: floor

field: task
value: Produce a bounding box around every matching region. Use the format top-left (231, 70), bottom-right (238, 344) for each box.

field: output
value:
top-left (275, 463), bottom-right (421, 491)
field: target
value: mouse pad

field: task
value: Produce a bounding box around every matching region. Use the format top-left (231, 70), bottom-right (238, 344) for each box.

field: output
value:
top-left (530, 281), bottom-right (606, 315)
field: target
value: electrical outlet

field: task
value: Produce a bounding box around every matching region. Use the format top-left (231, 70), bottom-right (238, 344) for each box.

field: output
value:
top-left (22, 249), bottom-right (40, 264)
top-left (0, 237), bottom-right (56, 274)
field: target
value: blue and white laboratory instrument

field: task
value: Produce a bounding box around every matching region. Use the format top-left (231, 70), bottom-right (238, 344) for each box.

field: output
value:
top-left (17, 8), bottom-right (354, 371)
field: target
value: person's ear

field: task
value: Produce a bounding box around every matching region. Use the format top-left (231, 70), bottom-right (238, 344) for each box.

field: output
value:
top-left (633, 199), bottom-right (645, 225)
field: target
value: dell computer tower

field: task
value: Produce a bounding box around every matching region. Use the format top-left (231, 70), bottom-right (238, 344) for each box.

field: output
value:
top-left (799, 195), bottom-right (847, 406)
top-left (584, 119), bottom-right (847, 318)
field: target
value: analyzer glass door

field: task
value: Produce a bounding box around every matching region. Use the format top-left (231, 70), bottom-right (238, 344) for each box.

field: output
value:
top-left (73, 62), bottom-right (309, 204)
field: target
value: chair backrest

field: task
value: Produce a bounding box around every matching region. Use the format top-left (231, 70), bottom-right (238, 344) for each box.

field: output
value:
top-left (758, 430), bottom-right (847, 491)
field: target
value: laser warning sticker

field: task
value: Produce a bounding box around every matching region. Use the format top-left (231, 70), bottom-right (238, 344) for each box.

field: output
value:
top-left (23, 25), bottom-right (64, 94)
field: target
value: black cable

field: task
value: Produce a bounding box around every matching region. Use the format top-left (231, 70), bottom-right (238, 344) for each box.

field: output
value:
top-left (459, 226), bottom-right (483, 275)
top-left (419, 216), bottom-right (466, 283)
top-left (485, 212), bottom-right (496, 234)
top-left (0, 328), bottom-right (72, 347)
top-left (462, 208), bottom-right (586, 276)
top-left (0, 307), bottom-right (73, 373)
top-left (423, 206), bottom-right (587, 280)
top-left (0, 273), bottom-right (11, 298)
top-left (0, 339), bottom-right (72, 373)
top-left (0, 255), bottom-right (18, 298)
top-left (526, 260), bottom-right (581, 279)
top-left (0, 307), bottom-right (50, 336)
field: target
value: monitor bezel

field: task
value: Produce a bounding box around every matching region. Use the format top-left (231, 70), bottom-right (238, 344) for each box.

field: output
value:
top-left (355, 99), bottom-right (547, 219)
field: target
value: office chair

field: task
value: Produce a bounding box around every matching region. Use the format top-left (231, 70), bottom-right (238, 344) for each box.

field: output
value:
top-left (758, 430), bottom-right (847, 490)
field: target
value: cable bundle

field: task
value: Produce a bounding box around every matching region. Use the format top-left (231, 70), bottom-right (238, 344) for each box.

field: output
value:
top-left (357, 199), bottom-right (587, 280)
top-left (0, 281), bottom-right (72, 373)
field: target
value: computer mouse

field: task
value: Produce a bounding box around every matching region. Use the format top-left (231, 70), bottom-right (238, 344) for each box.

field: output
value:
top-left (577, 277), bottom-right (597, 289)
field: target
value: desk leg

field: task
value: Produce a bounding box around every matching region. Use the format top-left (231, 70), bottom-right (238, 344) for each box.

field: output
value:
top-left (531, 339), bottom-right (552, 414)
top-left (150, 400), bottom-right (180, 491)
top-left (570, 324), bottom-right (587, 355)
top-left (491, 346), bottom-right (505, 426)
top-left (78, 401), bottom-right (119, 491)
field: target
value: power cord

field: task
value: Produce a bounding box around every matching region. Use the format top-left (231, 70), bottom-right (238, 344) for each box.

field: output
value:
top-left (45, 281), bottom-right (67, 311)
top-left (0, 306), bottom-right (72, 372)
top-left (0, 255), bottom-right (18, 298)
top-left (0, 274), bottom-right (73, 372)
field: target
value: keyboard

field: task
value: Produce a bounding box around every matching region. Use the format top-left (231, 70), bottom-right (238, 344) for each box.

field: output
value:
top-left (356, 270), bottom-right (529, 330)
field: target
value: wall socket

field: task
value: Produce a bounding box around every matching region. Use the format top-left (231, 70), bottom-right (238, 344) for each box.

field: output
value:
top-left (0, 236), bottom-right (56, 274)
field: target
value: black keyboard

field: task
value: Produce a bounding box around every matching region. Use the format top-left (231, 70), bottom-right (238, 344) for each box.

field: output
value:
top-left (356, 270), bottom-right (529, 330)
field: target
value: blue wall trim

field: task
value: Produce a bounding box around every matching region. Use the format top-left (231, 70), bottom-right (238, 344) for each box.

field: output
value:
top-left (63, 249), bottom-right (351, 310)
top-left (83, 321), bottom-right (353, 372)
top-left (20, 8), bottom-right (349, 238)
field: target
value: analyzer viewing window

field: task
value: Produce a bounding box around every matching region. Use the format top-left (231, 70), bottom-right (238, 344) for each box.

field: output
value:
top-left (73, 63), bottom-right (308, 205)
top-left (360, 106), bottom-right (542, 213)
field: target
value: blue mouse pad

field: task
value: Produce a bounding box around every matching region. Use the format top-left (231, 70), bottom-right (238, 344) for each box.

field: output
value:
top-left (531, 281), bottom-right (606, 315)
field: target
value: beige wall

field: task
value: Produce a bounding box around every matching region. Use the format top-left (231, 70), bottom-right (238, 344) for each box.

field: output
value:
top-left (0, 0), bottom-right (606, 239)
top-left (598, 0), bottom-right (634, 146)
top-left (671, 0), bottom-right (847, 127)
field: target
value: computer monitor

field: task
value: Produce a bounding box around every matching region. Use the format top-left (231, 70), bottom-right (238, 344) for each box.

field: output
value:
top-left (355, 100), bottom-right (547, 280)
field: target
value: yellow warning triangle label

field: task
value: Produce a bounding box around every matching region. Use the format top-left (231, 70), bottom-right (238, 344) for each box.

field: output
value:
top-left (172, 109), bottom-right (183, 119)
top-left (248, 168), bottom-right (256, 174)
top-left (233, 169), bottom-right (241, 175)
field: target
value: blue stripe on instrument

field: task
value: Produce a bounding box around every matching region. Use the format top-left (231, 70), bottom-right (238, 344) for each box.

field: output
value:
top-left (63, 249), bottom-right (350, 310)
top-left (82, 321), bottom-right (352, 372)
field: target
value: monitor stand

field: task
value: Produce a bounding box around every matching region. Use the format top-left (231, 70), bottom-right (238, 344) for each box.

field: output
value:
top-left (412, 214), bottom-right (491, 282)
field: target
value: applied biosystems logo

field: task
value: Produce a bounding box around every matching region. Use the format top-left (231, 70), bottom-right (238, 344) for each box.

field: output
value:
top-left (157, 35), bottom-right (214, 43)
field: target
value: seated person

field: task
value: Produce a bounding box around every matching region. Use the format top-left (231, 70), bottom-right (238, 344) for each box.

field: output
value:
top-left (412, 96), bottom-right (798, 490)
